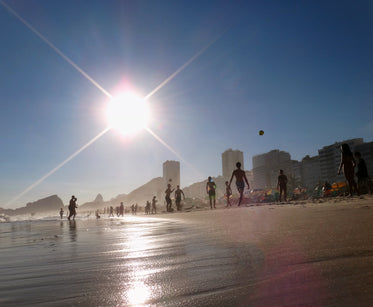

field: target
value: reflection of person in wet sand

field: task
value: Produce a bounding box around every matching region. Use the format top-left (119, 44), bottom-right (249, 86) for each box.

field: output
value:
top-left (229, 162), bottom-right (250, 206)
top-left (59, 208), bottom-right (64, 219)
top-left (152, 196), bottom-right (157, 214)
top-left (165, 184), bottom-right (174, 212)
top-left (206, 177), bottom-right (216, 209)
top-left (338, 143), bottom-right (359, 196)
top-left (277, 170), bottom-right (288, 202)
top-left (174, 185), bottom-right (185, 211)
top-left (68, 196), bottom-right (77, 220)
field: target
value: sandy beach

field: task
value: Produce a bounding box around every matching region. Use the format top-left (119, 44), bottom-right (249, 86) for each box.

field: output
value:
top-left (1, 196), bottom-right (373, 306)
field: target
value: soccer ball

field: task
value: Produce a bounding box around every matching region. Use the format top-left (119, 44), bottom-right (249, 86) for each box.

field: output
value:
top-left (259, 130), bottom-right (264, 136)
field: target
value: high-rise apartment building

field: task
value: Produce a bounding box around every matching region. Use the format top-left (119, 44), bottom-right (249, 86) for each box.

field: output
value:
top-left (252, 150), bottom-right (292, 189)
top-left (300, 155), bottom-right (321, 189)
top-left (222, 149), bottom-right (244, 179)
top-left (163, 160), bottom-right (180, 188)
top-left (318, 138), bottom-right (363, 183)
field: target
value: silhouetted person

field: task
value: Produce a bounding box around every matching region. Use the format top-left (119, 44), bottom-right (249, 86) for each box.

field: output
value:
top-left (354, 151), bottom-right (373, 194)
top-left (174, 185), bottom-right (185, 211)
top-left (119, 202), bottom-right (124, 216)
top-left (338, 144), bottom-right (359, 196)
top-left (135, 203), bottom-right (138, 215)
top-left (59, 208), bottom-right (64, 219)
top-left (68, 196), bottom-right (77, 220)
top-left (95, 209), bottom-right (101, 219)
top-left (165, 184), bottom-right (174, 212)
top-left (152, 196), bottom-right (157, 214)
top-left (145, 201), bottom-right (151, 215)
top-left (229, 162), bottom-right (250, 206)
top-left (225, 181), bottom-right (232, 207)
top-left (206, 176), bottom-right (216, 209)
top-left (277, 170), bottom-right (288, 202)
top-left (109, 206), bottom-right (114, 217)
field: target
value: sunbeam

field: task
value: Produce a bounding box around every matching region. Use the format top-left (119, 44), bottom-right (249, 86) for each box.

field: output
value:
top-left (0, 0), bottom-right (112, 98)
top-left (5, 128), bottom-right (111, 207)
top-left (2, 2), bottom-right (223, 206)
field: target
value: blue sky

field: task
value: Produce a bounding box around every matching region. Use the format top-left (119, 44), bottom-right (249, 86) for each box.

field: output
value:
top-left (1, 0), bottom-right (372, 208)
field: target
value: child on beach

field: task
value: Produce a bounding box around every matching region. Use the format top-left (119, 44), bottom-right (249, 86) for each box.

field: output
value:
top-left (225, 181), bottom-right (232, 207)
top-left (206, 177), bottom-right (216, 209)
top-left (165, 184), bottom-right (174, 212)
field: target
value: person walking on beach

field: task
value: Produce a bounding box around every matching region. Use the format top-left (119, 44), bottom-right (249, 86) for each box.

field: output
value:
top-left (229, 162), bottom-right (250, 206)
top-left (338, 143), bottom-right (359, 196)
top-left (109, 206), bottom-right (114, 217)
top-left (152, 196), bottom-right (157, 214)
top-left (354, 151), bottom-right (373, 194)
top-left (225, 181), bottom-right (232, 207)
top-left (59, 208), bottom-right (64, 219)
top-left (165, 184), bottom-right (174, 212)
top-left (68, 196), bottom-right (78, 220)
top-left (277, 170), bottom-right (288, 202)
top-left (174, 185), bottom-right (185, 211)
top-left (206, 176), bottom-right (216, 209)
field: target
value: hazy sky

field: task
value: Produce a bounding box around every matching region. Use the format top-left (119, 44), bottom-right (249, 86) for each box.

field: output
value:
top-left (1, 0), bottom-right (372, 208)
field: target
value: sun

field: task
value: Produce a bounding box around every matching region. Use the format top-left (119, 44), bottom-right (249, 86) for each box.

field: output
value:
top-left (106, 92), bottom-right (150, 135)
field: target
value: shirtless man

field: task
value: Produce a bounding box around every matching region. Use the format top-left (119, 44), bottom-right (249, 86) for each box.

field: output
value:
top-left (165, 184), bottom-right (174, 212)
top-left (277, 169), bottom-right (288, 202)
top-left (229, 162), bottom-right (250, 206)
top-left (206, 176), bottom-right (217, 209)
top-left (174, 185), bottom-right (185, 211)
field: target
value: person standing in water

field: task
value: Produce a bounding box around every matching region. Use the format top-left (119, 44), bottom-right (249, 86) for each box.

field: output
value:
top-left (338, 143), bottom-right (359, 196)
top-left (229, 162), bottom-right (250, 206)
top-left (206, 177), bottom-right (216, 209)
top-left (174, 185), bottom-right (185, 211)
top-left (68, 196), bottom-right (77, 220)
top-left (152, 196), bottom-right (157, 214)
top-left (165, 184), bottom-right (174, 212)
top-left (59, 208), bottom-right (64, 219)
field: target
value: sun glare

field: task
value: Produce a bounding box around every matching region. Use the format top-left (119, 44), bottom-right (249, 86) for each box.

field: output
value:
top-left (106, 92), bottom-right (150, 135)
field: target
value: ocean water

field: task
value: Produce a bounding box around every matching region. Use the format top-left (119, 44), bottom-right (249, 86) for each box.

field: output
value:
top-left (0, 216), bottom-right (264, 306)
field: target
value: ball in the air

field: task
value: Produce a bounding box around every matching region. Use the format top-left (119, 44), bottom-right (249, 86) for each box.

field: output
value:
top-left (259, 130), bottom-right (264, 136)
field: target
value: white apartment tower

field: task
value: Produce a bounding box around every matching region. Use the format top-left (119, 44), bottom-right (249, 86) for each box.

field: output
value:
top-left (163, 160), bottom-right (180, 188)
top-left (222, 149), bottom-right (244, 179)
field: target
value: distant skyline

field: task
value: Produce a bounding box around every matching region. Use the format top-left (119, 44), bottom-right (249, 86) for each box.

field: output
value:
top-left (1, 0), bottom-right (372, 208)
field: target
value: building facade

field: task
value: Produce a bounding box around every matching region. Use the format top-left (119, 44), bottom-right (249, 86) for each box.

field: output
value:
top-left (300, 155), bottom-right (321, 189)
top-left (252, 150), bottom-right (292, 189)
top-left (222, 149), bottom-right (244, 179)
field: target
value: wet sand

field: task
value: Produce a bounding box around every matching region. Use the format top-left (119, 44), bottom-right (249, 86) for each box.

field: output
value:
top-left (1, 196), bottom-right (373, 306)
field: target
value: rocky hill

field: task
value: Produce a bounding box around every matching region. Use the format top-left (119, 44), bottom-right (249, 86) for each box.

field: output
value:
top-left (0, 195), bottom-right (64, 216)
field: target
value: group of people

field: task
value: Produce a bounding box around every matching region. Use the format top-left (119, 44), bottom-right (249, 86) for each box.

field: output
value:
top-left (164, 185), bottom-right (185, 212)
top-left (207, 162), bottom-right (252, 209)
top-left (61, 147), bottom-right (371, 220)
top-left (145, 196), bottom-right (158, 215)
top-left (338, 143), bottom-right (373, 196)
